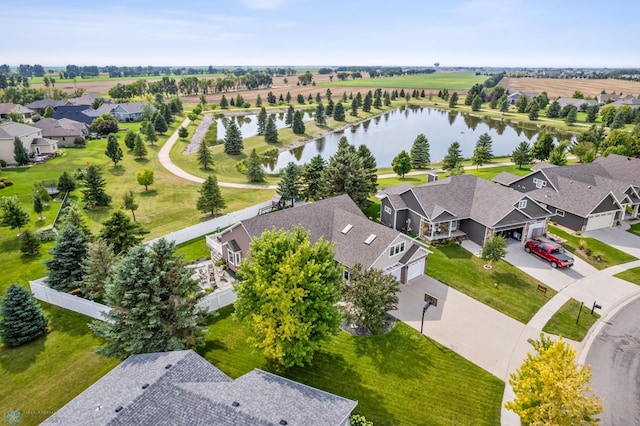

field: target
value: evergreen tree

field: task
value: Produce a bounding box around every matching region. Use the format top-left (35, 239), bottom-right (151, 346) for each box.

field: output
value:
top-left (357, 144), bottom-right (377, 196)
top-left (320, 137), bottom-right (371, 208)
top-left (20, 229), bottom-right (41, 256)
top-left (62, 203), bottom-right (92, 237)
top-left (223, 120), bottom-right (243, 155)
top-left (98, 210), bottom-right (147, 255)
top-left (57, 171), bottom-right (76, 194)
top-left (0, 196), bottom-right (30, 235)
top-left (301, 155), bottom-right (326, 201)
top-left (449, 92), bottom-right (459, 107)
top-left (82, 165), bottom-right (111, 207)
top-left (511, 141), bottom-right (533, 169)
top-left (410, 133), bottom-right (431, 168)
top-left (220, 94), bottom-right (229, 109)
top-left (546, 100), bottom-right (561, 118)
top-left (80, 239), bottom-right (118, 302)
top-left (285, 91), bottom-right (292, 104)
top-left (13, 137), bottom-right (29, 165)
top-left (255, 94), bottom-right (262, 107)
top-left (326, 99), bottom-right (335, 117)
top-left (0, 284), bottom-right (48, 347)
top-left (515, 95), bottom-right (528, 113)
top-left (315, 102), bottom-right (326, 125)
top-left (145, 126), bottom-right (158, 145)
top-left (476, 133), bottom-right (493, 163)
top-left (471, 95), bottom-right (482, 111)
top-left (350, 100), bottom-right (358, 117)
top-left (384, 91), bottom-right (391, 106)
top-left (124, 130), bottom-right (136, 150)
top-left (33, 196), bottom-right (43, 220)
top-left (362, 91), bottom-right (372, 112)
top-left (161, 103), bottom-right (174, 124)
top-left (548, 142), bottom-right (569, 166)
top-left (90, 239), bottom-right (206, 359)
top-left (45, 224), bottom-right (89, 292)
top-left (230, 97), bottom-right (235, 107)
top-left (178, 126), bottom-right (189, 139)
top-left (586, 105), bottom-right (599, 123)
top-left (297, 94), bottom-right (305, 104)
top-left (43, 105), bottom-right (55, 118)
top-left (285, 105), bottom-right (294, 127)
top-left (528, 101), bottom-right (540, 120)
top-left (264, 116), bottom-right (278, 143)
top-left (197, 175), bottom-right (226, 216)
top-left (197, 140), bottom-right (214, 169)
top-left (442, 141), bottom-right (462, 171)
top-left (532, 131), bottom-right (555, 161)
top-left (373, 90), bottom-right (382, 108)
top-left (105, 135), bottom-right (124, 166)
top-left (500, 99), bottom-right (509, 114)
top-left (333, 102), bottom-right (345, 121)
top-left (392, 150), bottom-right (412, 178)
top-left (153, 113), bottom-right (168, 134)
top-left (246, 148), bottom-right (265, 183)
top-left (292, 110), bottom-right (305, 134)
top-left (565, 106), bottom-right (578, 126)
top-left (257, 107), bottom-right (267, 135)
top-left (122, 190), bottom-right (139, 222)
top-left (133, 134), bottom-right (148, 159)
top-left (277, 162), bottom-right (300, 206)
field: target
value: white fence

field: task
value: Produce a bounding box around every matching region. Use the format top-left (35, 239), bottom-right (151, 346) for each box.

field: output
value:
top-left (30, 278), bottom-right (112, 321)
top-left (198, 287), bottom-right (237, 312)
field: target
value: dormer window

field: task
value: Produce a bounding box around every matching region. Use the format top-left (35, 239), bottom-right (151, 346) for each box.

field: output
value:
top-left (518, 199), bottom-right (527, 209)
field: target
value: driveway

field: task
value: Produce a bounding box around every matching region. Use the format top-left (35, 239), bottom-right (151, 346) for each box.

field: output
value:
top-left (585, 226), bottom-right (640, 259)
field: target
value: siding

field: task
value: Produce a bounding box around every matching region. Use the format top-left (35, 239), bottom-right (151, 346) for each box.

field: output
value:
top-left (405, 210), bottom-right (422, 235)
top-left (550, 206), bottom-right (587, 231)
top-left (510, 171), bottom-right (548, 193)
top-left (520, 198), bottom-right (550, 218)
top-left (219, 225), bottom-right (252, 272)
top-left (494, 209), bottom-right (529, 228)
top-left (402, 191), bottom-right (426, 217)
top-left (380, 197), bottom-right (395, 227)
top-left (460, 219), bottom-right (486, 245)
top-left (591, 194), bottom-right (620, 214)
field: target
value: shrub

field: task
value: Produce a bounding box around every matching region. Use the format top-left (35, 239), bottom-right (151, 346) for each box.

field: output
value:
top-left (36, 227), bottom-right (58, 242)
top-left (73, 137), bottom-right (86, 147)
top-left (0, 159), bottom-right (6, 167)
top-left (235, 160), bottom-right (247, 174)
top-left (192, 105), bottom-right (202, 115)
top-left (242, 102), bottom-right (251, 108)
top-left (187, 112), bottom-right (198, 121)
top-left (214, 258), bottom-right (227, 267)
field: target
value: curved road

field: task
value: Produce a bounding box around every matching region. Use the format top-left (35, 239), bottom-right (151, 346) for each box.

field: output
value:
top-left (585, 295), bottom-right (640, 425)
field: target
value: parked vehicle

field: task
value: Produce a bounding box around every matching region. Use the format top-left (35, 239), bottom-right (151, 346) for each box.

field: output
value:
top-left (524, 240), bottom-right (574, 268)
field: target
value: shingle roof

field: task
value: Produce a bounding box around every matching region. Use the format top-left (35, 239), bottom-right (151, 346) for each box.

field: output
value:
top-left (492, 171), bottom-right (520, 186)
top-left (33, 118), bottom-right (88, 137)
top-left (52, 106), bottom-right (99, 125)
top-left (0, 121), bottom-right (41, 139)
top-left (595, 154), bottom-right (640, 186)
top-left (0, 103), bottom-right (32, 114)
top-left (26, 99), bottom-right (69, 110)
top-left (43, 350), bottom-right (356, 426)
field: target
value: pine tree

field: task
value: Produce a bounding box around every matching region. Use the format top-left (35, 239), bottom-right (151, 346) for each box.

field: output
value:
top-left (321, 137), bottom-right (371, 208)
top-left (292, 110), bottom-right (305, 134)
top-left (350, 100), bottom-right (359, 117)
top-left (471, 95), bottom-right (482, 111)
top-left (565, 106), bottom-right (578, 126)
top-left (0, 284), bottom-right (48, 347)
top-left (20, 229), bottom-right (41, 256)
top-left (223, 120), bottom-right (244, 155)
top-left (33, 196), bottom-right (43, 220)
top-left (410, 134), bottom-right (431, 168)
top-left (357, 144), bottom-right (377, 196)
top-left (528, 102), bottom-right (540, 120)
top-left (197, 175), bottom-right (226, 216)
top-left (0, 196), bottom-right (30, 235)
top-left (326, 99), bottom-right (334, 117)
top-left (315, 102), bottom-right (326, 125)
top-left (333, 102), bottom-right (345, 121)
top-left (384, 91), bottom-right (391, 106)
top-left (264, 116), bottom-right (278, 143)
top-left (62, 203), bottom-right (92, 237)
top-left (197, 140), bottom-right (214, 169)
top-left (449, 92), bottom-right (459, 108)
top-left (392, 150), bottom-right (412, 178)
top-left (285, 105), bottom-right (294, 127)
top-left (546, 100), bottom-right (561, 118)
top-left (301, 155), bottom-right (326, 201)
top-left (442, 142), bottom-right (462, 171)
top-left (373, 90), bottom-right (382, 108)
top-left (548, 142), bottom-right (569, 166)
top-left (57, 171), bottom-right (76, 194)
top-left (362, 91), bottom-right (372, 112)
top-left (153, 113), bottom-right (168, 134)
top-left (133, 134), bottom-right (147, 159)
top-left (178, 126), bottom-right (189, 139)
top-left (80, 239), bottom-right (118, 302)
top-left (220, 94), bottom-right (229, 109)
top-left (516, 95), bottom-right (528, 113)
top-left (255, 94), bottom-right (262, 107)
top-left (246, 148), bottom-right (265, 183)
top-left (124, 130), bottom-right (136, 150)
top-left (13, 137), bottom-right (29, 165)
top-left (98, 210), bottom-right (148, 255)
top-left (145, 126), bottom-right (158, 145)
top-left (46, 224), bottom-right (89, 292)
top-left (82, 165), bottom-right (111, 207)
top-left (285, 91), bottom-right (292, 104)
top-left (500, 99), bottom-right (509, 114)
top-left (277, 162), bottom-right (299, 206)
top-left (532, 131), bottom-right (555, 161)
top-left (476, 133), bottom-right (493, 163)
top-left (105, 135), bottom-right (124, 166)
top-left (257, 107), bottom-right (267, 135)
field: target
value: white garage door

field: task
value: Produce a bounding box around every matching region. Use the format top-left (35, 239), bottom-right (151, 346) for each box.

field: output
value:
top-left (388, 267), bottom-right (402, 282)
top-left (585, 211), bottom-right (615, 231)
top-left (406, 259), bottom-right (425, 282)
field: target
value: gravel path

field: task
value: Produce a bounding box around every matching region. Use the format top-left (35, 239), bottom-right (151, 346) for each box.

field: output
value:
top-left (183, 113), bottom-right (214, 154)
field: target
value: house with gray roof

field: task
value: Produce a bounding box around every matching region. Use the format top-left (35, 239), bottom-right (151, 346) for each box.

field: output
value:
top-left (52, 105), bottom-right (102, 126)
top-left (379, 175), bottom-right (552, 246)
top-left (507, 91), bottom-right (539, 105)
top-left (32, 117), bottom-right (88, 146)
top-left (209, 194), bottom-right (430, 284)
top-left (108, 102), bottom-right (150, 121)
top-left (0, 103), bottom-right (35, 122)
top-left (26, 99), bottom-right (69, 113)
top-left (43, 350), bottom-right (356, 426)
top-left (0, 121), bottom-right (58, 164)
top-left (555, 97), bottom-right (598, 111)
top-left (493, 155), bottom-right (640, 232)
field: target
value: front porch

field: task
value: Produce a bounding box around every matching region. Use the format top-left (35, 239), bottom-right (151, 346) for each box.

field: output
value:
top-left (419, 219), bottom-right (467, 242)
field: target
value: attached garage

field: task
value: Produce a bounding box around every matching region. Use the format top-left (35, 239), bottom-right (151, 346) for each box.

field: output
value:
top-left (385, 265), bottom-right (403, 282)
top-left (405, 258), bottom-right (426, 282)
top-left (585, 211), bottom-right (615, 231)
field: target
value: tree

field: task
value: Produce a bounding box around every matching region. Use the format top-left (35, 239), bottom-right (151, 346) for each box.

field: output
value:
top-left (362, 91), bottom-right (372, 112)
top-left (122, 190), bottom-right (139, 222)
top-left (476, 133), bottom-right (493, 163)
top-left (350, 100), bottom-right (358, 117)
top-left (315, 102), bottom-right (326, 125)
top-left (565, 106), bottom-right (578, 126)
top-left (333, 102), bottom-right (345, 121)
top-left (82, 165), bottom-right (111, 207)
top-left (136, 167), bottom-right (154, 191)
top-left (532, 131), bottom-right (555, 161)
top-left (301, 155), bottom-right (326, 201)
top-left (33, 182), bottom-right (51, 206)
top-left (548, 141), bottom-right (569, 166)
top-left (133, 134), bottom-right (147, 159)
top-left (178, 126), bottom-right (189, 139)
top-left (98, 210), bottom-right (147, 255)
top-left (285, 105), bottom-right (294, 127)
top-left (471, 95), bottom-right (482, 111)
top-left (449, 92), bottom-right (459, 108)
top-left (500, 99), bottom-right (509, 114)
top-left (321, 137), bottom-right (372, 208)
top-left (264, 116), bottom-right (278, 143)
top-left (410, 133), bottom-right (431, 168)
top-left (471, 145), bottom-right (489, 169)
top-left (123, 130), bottom-right (136, 150)
top-left (257, 107), bottom-right (267, 135)
top-left (90, 114), bottom-right (119, 135)
top-left (297, 93), bottom-right (305, 104)
top-left (528, 101), bottom-right (539, 120)
top-left (45, 224), bottom-right (89, 292)
top-left (255, 94), bottom-right (262, 107)
top-left (546, 100), bottom-right (561, 118)
top-left (246, 148), bottom-right (265, 183)
top-left (90, 239), bottom-right (206, 359)
top-left (234, 226), bottom-right (342, 367)
top-left (481, 235), bottom-right (507, 266)
top-left (219, 95), bottom-right (229, 109)
top-left (62, 203), bottom-right (92, 237)
top-left (392, 150), bottom-right (412, 178)
top-left (292, 110), bottom-right (305, 134)
top-left (515, 95), bottom-right (528, 113)
top-left (0, 284), bottom-right (48, 347)
top-left (341, 264), bottom-right (399, 335)
top-left (442, 141), bottom-right (462, 171)
top-left (357, 144), bottom-right (377, 197)
top-left (33, 196), bottom-right (43, 220)
top-left (145, 125), bottom-right (158, 145)
top-left (20, 229), bottom-right (41, 256)
top-left (505, 334), bottom-right (602, 425)
top-left (43, 105), bottom-right (54, 118)
top-left (197, 139), bottom-right (214, 169)
top-left (277, 162), bottom-right (299, 206)
top-left (197, 175), bottom-right (226, 216)
top-left (105, 134), bottom-right (123, 166)
top-left (153, 113), bottom-right (168, 134)
top-left (571, 142), bottom-right (597, 163)
top-left (0, 196), bottom-right (30, 235)
top-left (57, 171), bottom-right (76, 194)
top-left (13, 137), bottom-right (29, 165)
top-left (79, 239), bottom-right (118, 302)
top-left (511, 141), bottom-right (533, 169)
top-left (223, 120), bottom-right (243, 155)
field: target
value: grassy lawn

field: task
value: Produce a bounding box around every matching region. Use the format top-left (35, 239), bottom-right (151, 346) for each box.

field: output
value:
top-left (548, 225), bottom-right (637, 270)
top-left (427, 244), bottom-right (556, 323)
top-left (628, 223), bottom-right (640, 237)
top-left (200, 306), bottom-right (503, 425)
top-left (614, 267), bottom-right (640, 285)
top-left (176, 235), bottom-right (211, 263)
top-left (542, 298), bottom-right (600, 341)
top-left (319, 72), bottom-right (487, 90)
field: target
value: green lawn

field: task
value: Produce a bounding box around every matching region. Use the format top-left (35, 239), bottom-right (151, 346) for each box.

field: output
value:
top-left (542, 298), bottom-right (600, 341)
top-left (176, 235), bottom-right (211, 263)
top-left (427, 245), bottom-right (556, 323)
top-left (319, 72), bottom-right (487, 90)
top-left (614, 267), bottom-right (640, 285)
top-left (548, 225), bottom-right (637, 270)
top-left (200, 306), bottom-right (503, 425)
top-left (28, 72), bottom-right (225, 85)
top-left (628, 223), bottom-right (640, 237)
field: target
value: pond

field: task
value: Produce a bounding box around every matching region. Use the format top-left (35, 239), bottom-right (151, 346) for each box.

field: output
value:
top-left (264, 106), bottom-right (573, 172)
top-left (215, 111), bottom-right (313, 140)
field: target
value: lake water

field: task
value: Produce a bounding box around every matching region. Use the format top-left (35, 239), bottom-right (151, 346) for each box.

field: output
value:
top-left (215, 111), bottom-right (313, 140)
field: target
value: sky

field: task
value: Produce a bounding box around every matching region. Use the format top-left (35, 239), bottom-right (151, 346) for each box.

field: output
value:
top-left (2, 0), bottom-right (639, 68)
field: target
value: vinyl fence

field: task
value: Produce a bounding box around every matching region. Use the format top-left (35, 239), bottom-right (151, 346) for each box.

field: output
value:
top-left (198, 287), bottom-right (237, 312)
top-left (30, 278), bottom-right (112, 321)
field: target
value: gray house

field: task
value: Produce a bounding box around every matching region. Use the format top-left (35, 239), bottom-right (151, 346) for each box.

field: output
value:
top-left (43, 350), bottom-right (357, 426)
top-left (379, 175), bottom-right (552, 245)
top-left (33, 118), bottom-right (89, 146)
top-left (208, 194), bottom-right (431, 284)
top-left (507, 91), bottom-right (539, 105)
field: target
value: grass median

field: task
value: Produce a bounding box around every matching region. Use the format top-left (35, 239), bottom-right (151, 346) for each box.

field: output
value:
top-left (543, 298), bottom-right (600, 341)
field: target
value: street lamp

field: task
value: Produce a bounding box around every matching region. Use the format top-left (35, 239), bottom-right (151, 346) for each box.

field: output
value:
top-left (420, 301), bottom-right (432, 334)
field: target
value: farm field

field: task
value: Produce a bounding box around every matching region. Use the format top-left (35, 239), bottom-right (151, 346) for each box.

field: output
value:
top-left (500, 76), bottom-right (640, 98)
top-left (321, 71), bottom-right (486, 90)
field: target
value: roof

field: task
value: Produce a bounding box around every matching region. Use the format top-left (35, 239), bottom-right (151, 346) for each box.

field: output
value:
top-left (555, 97), bottom-right (598, 108)
top-left (43, 350), bottom-right (356, 426)
top-left (68, 93), bottom-right (105, 106)
top-left (117, 101), bottom-right (148, 115)
top-left (52, 106), bottom-right (99, 125)
top-left (26, 99), bottom-right (69, 110)
top-left (0, 121), bottom-right (41, 139)
top-left (33, 118), bottom-right (88, 137)
top-left (0, 103), bottom-right (34, 115)
top-left (594, 154), bottom-right (640, 186)
top-left (492, 171), bottom-right (520, 186)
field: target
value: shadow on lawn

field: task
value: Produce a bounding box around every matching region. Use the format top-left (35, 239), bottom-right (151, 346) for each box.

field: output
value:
top-left (0, 334), bottom-right (46, 373)
top-left (43, 304), bottom-right (92, 337)
top-left (440, 245), bottom-right (473, 260)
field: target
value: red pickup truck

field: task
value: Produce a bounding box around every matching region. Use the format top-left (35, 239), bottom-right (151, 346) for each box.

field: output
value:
top-left (524, 240), bottom-right (574, 268)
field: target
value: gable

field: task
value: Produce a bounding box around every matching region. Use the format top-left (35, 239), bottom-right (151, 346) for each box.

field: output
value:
top-left (493, 209), bottom-right (531, 228)
top-left (509, 170), bottom-right (553, 193)
top-left (590, 193), bottom-right (621, 214)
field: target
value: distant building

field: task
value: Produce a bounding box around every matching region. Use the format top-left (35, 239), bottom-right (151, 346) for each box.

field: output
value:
top-left (33, 118), bottom-right (89, 146)
top-left (0, 121), bottom-right (57, 164)
top-left (0, 103), bottom-right (35, 122)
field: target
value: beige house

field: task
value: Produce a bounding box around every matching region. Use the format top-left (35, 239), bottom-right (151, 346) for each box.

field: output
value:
top-left (0, 122), bottom-right (58, 164)
top-left (33, 118), bottom-right (89, 146)
top-left (0, 103), bottom-right (35, 122)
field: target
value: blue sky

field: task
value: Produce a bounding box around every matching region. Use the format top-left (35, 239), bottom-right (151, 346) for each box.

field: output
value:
top-left (2, 0), bottom-right (638, 67)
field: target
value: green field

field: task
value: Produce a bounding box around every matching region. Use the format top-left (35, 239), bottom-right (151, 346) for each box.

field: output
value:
top-left (28, 73), bottom-right (225, 85)
top-left (320, 72), bottom-right (486, 90)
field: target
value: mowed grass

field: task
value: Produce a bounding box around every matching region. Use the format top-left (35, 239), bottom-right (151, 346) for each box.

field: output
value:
top-left (543, 298), bottom-right (600, 341)
top-left (176, 235), bottom-right (211, 263)
top-left (200, 306), bottom-right (503, 425)
top-left (28, 72), bottom-right (225, 84)
top-left (614, 267), bottom-right (640, 285)
top-left (628, 223), bottom-right (640, 237)
top-left (320, 72), bottom-right (487, 90)
top-left (427, 244), bottom-right (556, 323)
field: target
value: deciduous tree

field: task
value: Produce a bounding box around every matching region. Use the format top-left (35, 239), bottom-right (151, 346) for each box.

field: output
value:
top-left (0, 284), bottom-right (48, 347)
top-left (549, 141), bottom-right (569, 166)
top-left (45, 224), bottom-right (89, 292)
top-left (105, 135), bottom-right (123, 166)
top-left (197, 175), bottom-right (226, 216)
top-left (392, 150), bottom-right (412, 178)
top-left (136, 167), bottom-right (154, 191)
top-left (481, 235), bottom-right (507, 266)
top-left (122, 190), bottom-right (138, 221)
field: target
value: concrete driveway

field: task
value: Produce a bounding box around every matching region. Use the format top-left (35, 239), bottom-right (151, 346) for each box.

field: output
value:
top-left (586, 226), bottom-right (640, 259)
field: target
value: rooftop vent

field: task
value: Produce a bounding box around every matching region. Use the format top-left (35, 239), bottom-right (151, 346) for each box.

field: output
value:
top-left (115, 406), bottom-right (124, 413)
top-left (364, 234), bottom-right (377, 245)
top-left (142, 383), bottom-right (149, 389)
top-left (165, 364), bottom-right (172, 369)
top-left (341, 224), bottom-right (353, 234)
top-left (232, 401), bottom-right (240, 407)
top-left (96, 404), bottom-right (102, 412)
top-left (279, 421), bottom-right (288, 425)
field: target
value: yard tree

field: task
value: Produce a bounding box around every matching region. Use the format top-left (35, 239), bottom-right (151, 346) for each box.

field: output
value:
top-left (410, 133), bottom-right (431, 168)
top-left (528, 101), bottom-right (540, 120)
top-left (98, 210), bottom-right (148, 255)
top-left (315, 102), bottom-right (326, 125)
top-left (292, 110), bottom-right (305, 134)
top-left (80, 239), bottom-right (118, 302)
top-left (471, 95), bottom-right (482, 111)
top-left (505, 334), bottom-right (602, 425)
top-left (197, 175), bottom-right (226, 216)
top-left (532, 130), bottom-right (555, 161)
top-left (511, 141), bottom-right (533, 169)
top-left (471, 145), bottom-right (489, 169)
top-left (197, 139), bottom-right (214, 169)
top-left (546, 100), bottom-right (561, 118)
top-left (333, 102), bottom-right (345, 121)
top-left (565, 106), bottom-right (578, 126)
top-left (285, 105), bottom-right (294, 127)
top-left (326, 98), bottom-right (334, 117)
top-left (220, 94), bottom-right (229, 109)
top-left (122, 190), bottom-right (139, 221)
top-left (43, 105), bottom-right (54, 118)
top-left (82, 165), bottom-right (111, 207)
top-left (448, 92), bottom-right (459, 108)
top-left (46, 224), bottom-right (89, 292)
top-left (13, 137), bottom-right (29, 165)
top-left (392, 150), bottom-right (412, 178)
top-left (476, 133), bottom-right (493, 163)
top-left (384, 91), bottom-right (391, 106)
top-left (153, 113), bottom-right (168, 134)
top-left (178, 126), bottom-right (189, 139)
top-left (0, 284), bottom-right (48, 347)
top-left (549, 141), bottom-right (569, 166)
top-left (599, 104), bottom-right (617, 127)
top-left (321, 137), bottom-right (372, 208)
top-left (90, 238), bottom-right (207, 359)
top-left (341, 264), bottom-right (399, 335)
top-left (136, 167), bottom-right (154, 191)
top-left (33, 183), bottom-right (51, 206)
top-left (500, 99), bottom-right (509, 114)
top-left (145, 126), bottom-right (158, 145)
top-left (0, 196), bottom-right (30, 235)
top-left (234, 226), bottom-right (342, 367)
top-left (481, 235), bottom-right (507, 266)
top-left (57, 171), bottom-right (77, 194)
top-left (515, 95), bottom-right (528, 113)
top-left (124, 130), bottom-right (136, 150)
top-left (264, 116), bottom-right (278, 143)
top-left (246, 148), bottom-right (265, 183)
top-left (257, 107), bottom-right (267, 135)
top-left (20, 229), bottom-right (41, 256)
top-left (357, 144), bottom-right (378, 196)
top-left (223, 119), bottom-right (243, 155)
top-left (301, 154), bottom-right (326, 201)
top-left (90, 114), bottom-right (119, 135)
top-left (586, 105), bottom-right (599, 123)
top-left (277, 162), bottom-right (300, 206)
top-left (571, 142), bottom-right (597, 163)
top-left (442, 141), bottom-right (463, 171)
top-left (133, 134), bottom-right (148, 159)
top-left (105, 135), bottom-right (124, 166)
top-left (33, 196), bottom-right (44, 220)
top-left (611, 111), bottom-right (626, 129)
top-left (62, 203), bottom-right (92, 237)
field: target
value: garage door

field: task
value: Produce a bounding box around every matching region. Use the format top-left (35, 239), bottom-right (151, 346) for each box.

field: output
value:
top-left (388, 267), bottom-right (402, 282)
top-left (585, 211), bottom-right (615, 231)
top-left (406, 259), bottom-right (425, 282)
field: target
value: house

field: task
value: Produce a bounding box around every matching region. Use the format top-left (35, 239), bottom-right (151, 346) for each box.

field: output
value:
top-left (555, 97), bottom-right (598, 110)
top-left (26, 99), bottom-right (69, 113)
top-left (33, 118), bottom-right (89, 146)
top-left (0, 121), bottom-right (58, 164)
top-left (0, 103), bottom-right (35, 122)
top-left (68, 93), bottom-right (106, 106)
top-left (493, 156), bottom-right (640, 232)
top-left (207, 194), bottom-right (430, 284)
top-left (43, 350), bottom-right (357, 426)
top-left (507, 91), bottom-right (539, 105)
top-left (107, 102), bottom-right (149, 122)
top-left (379, 175), bottom-right (553, 246)
top-left (597, 93), bottom-right (621, 103)
top-left (52, 105), bottom-right (102, 126)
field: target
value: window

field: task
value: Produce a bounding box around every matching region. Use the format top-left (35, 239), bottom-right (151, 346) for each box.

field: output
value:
top-left (227, 249), bottom-right (234, 264)
top-left (384, 205), bottom-right (392, 214)
top-left (555, 209), bottom-right (565, 217)
top-left (227, 249), bottom-right (242, 266)
top-left (389, 241), bottom-right (406, 257)
top-left (343, 269), bottom-right (350, 281)
top-left (533, 178), bottom-right (547, 189)
top-left (518, 199), bottom-right (527, 209)
top-left (235, 252), bottom-right (241, 266)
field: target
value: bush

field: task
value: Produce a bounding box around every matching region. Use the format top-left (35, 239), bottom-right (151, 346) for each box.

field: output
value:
top-left (235, 160), bottom-right (247, 174)
top-left (242, 102), bottom-right (251, 108)
top-left (214, 258), bottom-right (227, 267)
top-left (0, 159), bottom-right (6, 167)
top-left (187, 112), bottom-right (198, 121)
top-left (36, 227), bottom-right (58, 242)
top-left (0, 177), bottom-right (13, 188)
top-left (73, 137), bottom-right (86, 147)
top-left (192, 105), bottom-right (202, 115)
